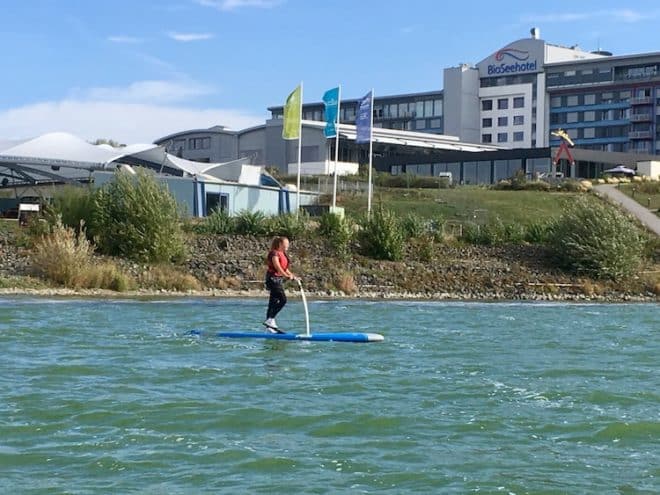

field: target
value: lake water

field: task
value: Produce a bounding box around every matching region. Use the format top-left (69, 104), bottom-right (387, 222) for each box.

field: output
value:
top-left (1, 297), bottom-right (658, 494)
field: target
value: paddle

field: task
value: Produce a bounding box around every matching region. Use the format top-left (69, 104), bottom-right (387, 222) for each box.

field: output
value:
top-left (296, 278), bottom-right (311, 336)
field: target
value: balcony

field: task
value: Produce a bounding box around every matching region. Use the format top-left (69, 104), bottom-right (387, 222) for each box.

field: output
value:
top-left (630, 96), bottom-right (653, 105)
top-left (630, 145), bottom-right (653, 154)
top-left (628, 130), bottom-right (653, 139)
top-left (630, 113), bottom-right (652, 122)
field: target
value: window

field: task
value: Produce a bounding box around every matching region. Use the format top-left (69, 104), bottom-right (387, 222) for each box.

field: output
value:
top-left (497, 98), bottom-right (508, 110)
top-left (424, 100), bottom-right (433, 117)
top-left (583, 127), bottom-right (595, 138)
top-left (430, 118), bottom-right (442, 128)
top-left (416, 101), bottom-right (424, 117)
top-left (513, 96), bottom-right (524, 108)
top-left (190, 137), bottom-right (211, 150)
top-left (482, 99), bottom-right (493, 111)
top-left (567, 95), bottom-right (579, 106)
top-left (513, 131), bottom-right (524, 142)
top-left (584, 94), bottom-right (596, 105)
top-left (567, 112), bottom-right (579, 123)
top-left (433, 99), bottom-right (443, 116)
top-left (482, 118), bottom-right (492, 128)
top-left (550, 96), bottom-right (562, 108)
top-left (584, 111), bottom-right (596, 121)
top-left (497, 132), bottom-right (508, 143)
top-left (498, 116), bottom-right (508, 126)
top-left (482, 133), bottom-right (492, 143)
top-left (416, 119), bottom-right (426, 130)
top-left (513, 115), bottom-right (524, 125)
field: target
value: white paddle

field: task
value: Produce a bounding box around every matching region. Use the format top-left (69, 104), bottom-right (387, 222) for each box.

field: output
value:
top-left (296, 278), bottom-right (311, 337)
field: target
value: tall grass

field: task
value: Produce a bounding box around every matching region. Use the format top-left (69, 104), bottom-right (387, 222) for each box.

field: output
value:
top-left (31, 219), bottom-right (134, 290)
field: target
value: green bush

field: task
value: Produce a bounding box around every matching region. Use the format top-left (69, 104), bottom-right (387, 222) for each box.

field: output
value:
top-left (51, 185), bottom-right (96, 233)
top-left (92, 169), bottom-right (185, 262)
top-left (234, 210), bottom-right (268, 235)
top-left (318, 212), bottom-right (354, 256)
top-left (402, 213), bottom-right (428, 238)
top-left (267, 212), bottom-right (308, 240)
top-left (358, 207), bottom-right (404, 261)
top-left (548, 197), bottom-right (646, 280)
top-left (195, 209), bottom-right (234, 234)
top-left (524, 219), bottom-right (555, 244)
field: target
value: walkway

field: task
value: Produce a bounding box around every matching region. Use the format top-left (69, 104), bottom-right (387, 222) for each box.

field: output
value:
top-left (594, 184), bottom-right (660, 237)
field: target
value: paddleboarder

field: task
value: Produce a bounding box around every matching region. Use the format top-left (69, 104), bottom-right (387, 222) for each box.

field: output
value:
top-left (263, 236), bottom-right (298, 333)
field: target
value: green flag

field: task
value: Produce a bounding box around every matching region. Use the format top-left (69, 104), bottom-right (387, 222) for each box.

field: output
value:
top-left (282, 85), bottom-right (302, 140)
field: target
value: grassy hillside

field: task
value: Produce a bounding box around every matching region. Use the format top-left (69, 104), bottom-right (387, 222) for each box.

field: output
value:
top-left (338, 187), bottom-right (589, 225)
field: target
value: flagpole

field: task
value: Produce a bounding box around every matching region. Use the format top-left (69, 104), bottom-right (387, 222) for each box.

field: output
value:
top-left (296, 81), bottom-right (303, 216)
top-left (332, 85), bottom-right (341, 209)
top-left (367, 89), bottom-right (374, 216)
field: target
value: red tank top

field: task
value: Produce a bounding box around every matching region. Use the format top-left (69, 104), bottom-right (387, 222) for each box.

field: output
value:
top-left (267, 250), bottom-right (289, 275)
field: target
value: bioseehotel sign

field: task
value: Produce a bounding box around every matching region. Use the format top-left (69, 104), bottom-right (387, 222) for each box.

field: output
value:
top-left (477, 41), bottom-right (543, 78)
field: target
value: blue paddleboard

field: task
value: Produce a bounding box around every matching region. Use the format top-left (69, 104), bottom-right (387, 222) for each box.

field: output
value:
top-left (215, 331), bottom-right (384, 343)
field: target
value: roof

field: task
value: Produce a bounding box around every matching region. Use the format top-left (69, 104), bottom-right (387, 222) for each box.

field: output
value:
top-left (299, 120), bottom-right (502, 152)
top-left (0, 132), bottom-right (265, 188)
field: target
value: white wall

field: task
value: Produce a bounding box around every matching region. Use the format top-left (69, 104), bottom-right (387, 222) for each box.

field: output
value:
top-left (479, 84), bottom-right (533, 148)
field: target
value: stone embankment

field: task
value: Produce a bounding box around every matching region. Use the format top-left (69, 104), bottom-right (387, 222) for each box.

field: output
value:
top-left (1, 230), bottom-right (657, 301)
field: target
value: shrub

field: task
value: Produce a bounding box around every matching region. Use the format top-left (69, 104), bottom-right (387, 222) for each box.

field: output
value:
top-left (31, 219), bottom-right (94, 286)
top-left (402, 213), bottom-right (427, 238)
top-left (267, 212), bottom-right (308, 240)
top-left (93, 169), bottom-right (185, 262)
top-left (358, 207), bottom-right (404, 261)
top-left (462, 217), bottom-right (528, 245)
top-left (318, 212), bottom-right (354, 256)
top-left (524, 219), bottom-right (555, 244)
top-left (195, 209), bottom-right (234, 235)
top-left (234, 210), bottom-right (268, 235)
top-left (548, 196), bottom-right (646, 280)
top-left (51, 185), bottom-right (96, 233)
top-left (334, 271), bottom-right (357, 294)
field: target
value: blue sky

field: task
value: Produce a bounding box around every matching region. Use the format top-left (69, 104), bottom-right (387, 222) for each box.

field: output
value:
top-left (2, 0), bottom-right (660, 143)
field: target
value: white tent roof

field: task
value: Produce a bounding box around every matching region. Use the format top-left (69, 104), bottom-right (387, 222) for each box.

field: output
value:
top-left (0, 132), bottom-right (264, 187)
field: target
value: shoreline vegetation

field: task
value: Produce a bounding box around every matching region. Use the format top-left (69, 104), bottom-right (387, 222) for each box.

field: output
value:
top-left (1, 170), bottom-right (659, 303)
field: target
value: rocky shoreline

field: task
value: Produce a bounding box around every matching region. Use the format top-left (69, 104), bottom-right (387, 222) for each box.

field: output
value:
top-left (1, 230), bottom-right (658, 302)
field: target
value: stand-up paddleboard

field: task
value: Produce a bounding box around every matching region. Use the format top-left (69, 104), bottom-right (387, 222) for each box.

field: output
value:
top-left (212, 281), bottom-right (384, 343)
top-left (215, 331), bottom-right (384, 343)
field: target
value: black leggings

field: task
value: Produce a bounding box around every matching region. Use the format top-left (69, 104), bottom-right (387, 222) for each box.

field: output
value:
top-left (266, 276), bottom-right (287, 319)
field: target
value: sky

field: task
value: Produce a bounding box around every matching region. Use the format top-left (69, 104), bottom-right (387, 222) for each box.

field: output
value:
top-left (2, 0), bottom-right (660, 144)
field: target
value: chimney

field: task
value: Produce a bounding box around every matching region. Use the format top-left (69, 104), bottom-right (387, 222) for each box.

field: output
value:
top-left (530, 27), bottom-right (540, 39)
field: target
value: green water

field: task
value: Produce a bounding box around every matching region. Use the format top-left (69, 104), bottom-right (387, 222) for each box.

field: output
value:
top-left (0, 298), bottom-right (658, 494)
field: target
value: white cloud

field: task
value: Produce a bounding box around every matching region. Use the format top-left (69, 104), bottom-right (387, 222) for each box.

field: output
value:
top-left (0, 100), bottom-right (264, 144)
top-left (521, 9), bottom-right (654, 24)
top-left (107, 35), bottom-right (144, 44)
top-left (167, 32), bottom-right (215, 42)
top-left (194, 0), bottom-right (283, 11)
top-left (0, 80), bottom-right (262, 143)
top-left (70, 80), bottom-right (215, 104)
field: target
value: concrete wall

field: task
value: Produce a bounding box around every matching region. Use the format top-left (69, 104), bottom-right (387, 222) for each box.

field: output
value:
top-left (443, 65), bottom-right (480, 143)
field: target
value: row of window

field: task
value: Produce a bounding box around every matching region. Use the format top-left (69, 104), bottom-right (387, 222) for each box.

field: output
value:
top-left (298, 98), bottom-right (443, 123)
top-left (550, 108), bottom-right (630, 124)
top-left (480, 74), bottom-right (537, 88)
top-left (168, 137), bottom-right (211, 152)
top-left (482, 131), bottom-right (524, 143)
top-left (549, 90), bottom-right (633, 108)
top-left (550, 125), bottom-right (629, 140)
top-left (483, 115), bottom-right (524, 127)
top-left (482, 96), bottom-right (524, 111)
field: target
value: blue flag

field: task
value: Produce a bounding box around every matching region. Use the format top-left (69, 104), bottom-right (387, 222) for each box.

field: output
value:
top-left (322, 87), bottom-right (340, 138)
top-left (356, 91), bottom-right (372, 144)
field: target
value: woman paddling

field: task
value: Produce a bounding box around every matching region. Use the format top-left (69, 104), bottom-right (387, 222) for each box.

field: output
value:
top-left (263, 236), bottom-right (298, 333)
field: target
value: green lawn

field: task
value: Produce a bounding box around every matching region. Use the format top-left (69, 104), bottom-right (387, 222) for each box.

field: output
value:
top-left (618, 183), bottom-right (660, 212)
top-left (339, 187), bottom-right (588, 225)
